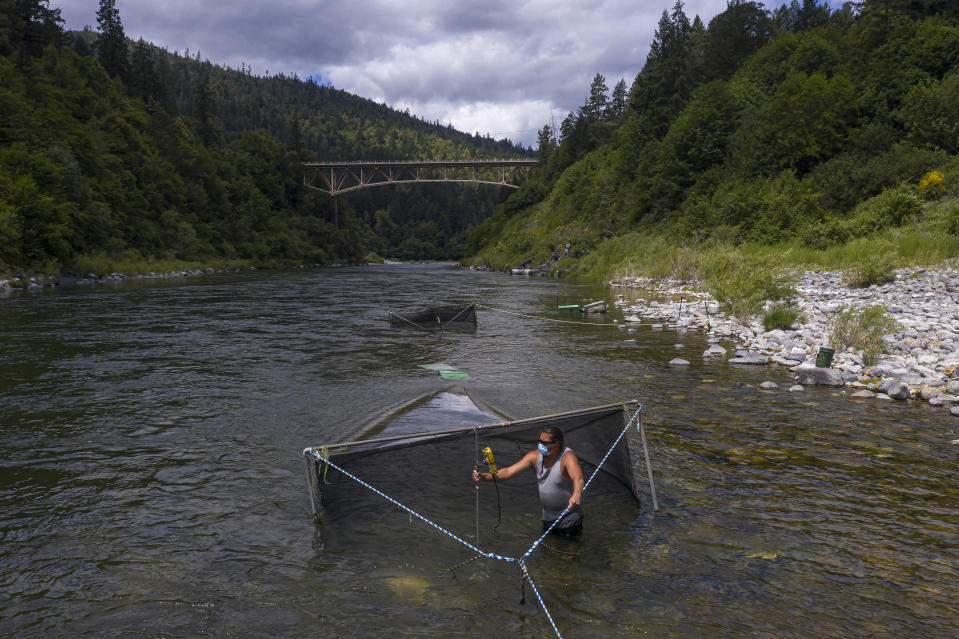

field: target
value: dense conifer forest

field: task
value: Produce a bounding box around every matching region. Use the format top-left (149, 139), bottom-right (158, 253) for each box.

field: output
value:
top-left (5, 0), bottom-right (959, 280)
top-left (0, 0), bottom-right (529, 274)
top-left (467, 0), bottom-right (959, 281)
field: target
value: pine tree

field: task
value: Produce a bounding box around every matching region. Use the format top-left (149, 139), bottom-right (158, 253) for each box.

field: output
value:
top-left (154, 49), bottom-right (176, 114)
top-left (580, 73), bottom-right (610, 122)
top-left (629, 0), bottom-right (696, 135)
top-left (129, 38), bottom-right (155, 101)
top-left (1, 0), bottom-right (64, 58)
top-left (609, 79), bottom-right (628, 120)
top-left (703, 1), bottom-right (771, 80)
top-left (96, 0), bottom-right (127, 78)
top-left (536, 124), bottom-right (555, 162)
top-left (194, 78), bottom-right (220, 146)
top-left (559, 112), bottom-right (575, 141)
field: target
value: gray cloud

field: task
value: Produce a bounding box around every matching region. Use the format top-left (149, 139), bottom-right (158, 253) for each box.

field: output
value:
top-left (56, 0), bottom-right (730, 146)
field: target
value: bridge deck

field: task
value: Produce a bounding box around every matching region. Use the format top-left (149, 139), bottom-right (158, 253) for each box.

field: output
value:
top-left (304, 159), bottom-right (538, 169)
top-left (303, 158), bottom-right (537, 195)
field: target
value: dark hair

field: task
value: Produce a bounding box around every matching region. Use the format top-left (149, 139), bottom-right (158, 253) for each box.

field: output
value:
top-left (541, 426), bottom-right (564, 449)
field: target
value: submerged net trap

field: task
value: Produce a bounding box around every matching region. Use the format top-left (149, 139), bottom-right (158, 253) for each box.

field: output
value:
top-left (387, 302), bottom-right (477, 329)
top-left (302, 400), bottom-right (656, 638)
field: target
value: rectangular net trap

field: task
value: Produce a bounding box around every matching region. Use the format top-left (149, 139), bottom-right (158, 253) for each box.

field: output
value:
top-left (305, 401), bottom-right (642, 511)
top-left (387, 302), bottom-right (477, 329)
top-left (301, 400), bottom-right (656, 639)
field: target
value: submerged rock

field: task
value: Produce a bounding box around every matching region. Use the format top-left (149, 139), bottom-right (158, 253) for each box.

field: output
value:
top-left (669, 358), bottom-right (690, 367)
top-left (760, 381), bottom-right (778, 390)
top-left (703, 344), bottom-right (727, 358)
top-left (729, 352), bottom-right (769, 365)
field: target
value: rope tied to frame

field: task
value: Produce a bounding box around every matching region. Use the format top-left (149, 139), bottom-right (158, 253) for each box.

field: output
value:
top-left (320, 446), bottom-right (331, 485)
top-left (387, 310), bottom-right (434, 331)
top-left (306, 403), bottom-right (650, 639)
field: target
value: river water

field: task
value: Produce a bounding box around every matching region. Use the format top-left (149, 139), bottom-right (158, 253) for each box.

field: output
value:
top-left (1, 264), bottom-right (957, 637)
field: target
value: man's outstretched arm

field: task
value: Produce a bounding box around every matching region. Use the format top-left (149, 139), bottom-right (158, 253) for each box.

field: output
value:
top-left (473, 450), bottom-right (537, 482)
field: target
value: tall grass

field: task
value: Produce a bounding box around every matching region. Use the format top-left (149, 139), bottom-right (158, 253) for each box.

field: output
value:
top-left (700, 255), bottom-right (797, 319)
top-left (472, 187), bottom-right (959, 290)
top-left (829, 305), bottom-right (900, 366)
top-left (844, 253), bottom-right (896, 288)
top-left (763, 303), bottom-right (804, 330)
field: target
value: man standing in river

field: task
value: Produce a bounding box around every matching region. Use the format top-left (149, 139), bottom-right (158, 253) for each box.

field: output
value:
top-left (472, 426), bottom-right (585, 536)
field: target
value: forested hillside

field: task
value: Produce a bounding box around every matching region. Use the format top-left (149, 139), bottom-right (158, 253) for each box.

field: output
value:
top-left (0, 0), bottom-right (529, 274)
top-left (468, 0), bottom-right (959, 280)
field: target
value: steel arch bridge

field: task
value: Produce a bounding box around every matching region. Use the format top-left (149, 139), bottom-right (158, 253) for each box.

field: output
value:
top-left (302, 159), bottom-right (538, 196)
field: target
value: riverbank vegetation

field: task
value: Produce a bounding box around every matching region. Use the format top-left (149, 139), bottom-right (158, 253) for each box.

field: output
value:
top-left (830, 305), bottom-right (901, 366)
top-left (0, 1), bottom-right (528, 277)
top-left (465, 0), bottom-right (959, 313)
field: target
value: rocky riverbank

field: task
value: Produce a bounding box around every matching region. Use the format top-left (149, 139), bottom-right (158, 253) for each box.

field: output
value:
top-left (0, 269), bottom-right (224, 295)
top-left (611, 264), bottom-right (959, 417)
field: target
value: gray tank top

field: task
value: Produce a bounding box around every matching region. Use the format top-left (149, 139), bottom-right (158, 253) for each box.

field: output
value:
top-left (536, 447), bottom-right (574, 520)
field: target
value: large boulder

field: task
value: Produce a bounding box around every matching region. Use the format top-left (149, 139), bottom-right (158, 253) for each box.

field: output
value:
top-left (878, 378), bottom-right (898, 393)
top-left (888, 383), bottom-right (911, 400)
top-left (795, 365), bottom-right (844, 386)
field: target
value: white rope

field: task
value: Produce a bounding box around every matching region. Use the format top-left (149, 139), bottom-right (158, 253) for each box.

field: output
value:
top-left (387, 310), bottom-right (433, 331)
top-left (445, 302), bottom-right (476, 325)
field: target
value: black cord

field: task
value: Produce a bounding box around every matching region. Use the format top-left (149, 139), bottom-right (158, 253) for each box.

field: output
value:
top-left (491, 476), bottom-right (501, 532)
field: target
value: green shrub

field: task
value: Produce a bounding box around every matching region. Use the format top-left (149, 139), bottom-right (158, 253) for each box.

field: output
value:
top-left (847, 184), bottom-right (922, 236)
top-left (799, 217), bottom-right (851, 248)
top-left (829, 305), bottom-right (899, 366)
top-left (763, 303), bottom-right (804, 330)
top-left (844, 253), bottom-right (896, 287)
top-left (946, 202), bottom-right (959, 235)
top-left (703, 256), bottom-right (797, 320)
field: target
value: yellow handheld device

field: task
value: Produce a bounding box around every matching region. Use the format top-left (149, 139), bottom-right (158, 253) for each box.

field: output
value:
top-left (481, 446), bottom-right (498, 476)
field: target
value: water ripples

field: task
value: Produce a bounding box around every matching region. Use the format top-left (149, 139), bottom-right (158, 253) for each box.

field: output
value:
top-left (2, 265), bottom-right (959, 637)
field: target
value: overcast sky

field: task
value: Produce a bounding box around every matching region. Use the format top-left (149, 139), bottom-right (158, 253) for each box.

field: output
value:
top-left (57, 0), bottom-right (741, 147)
